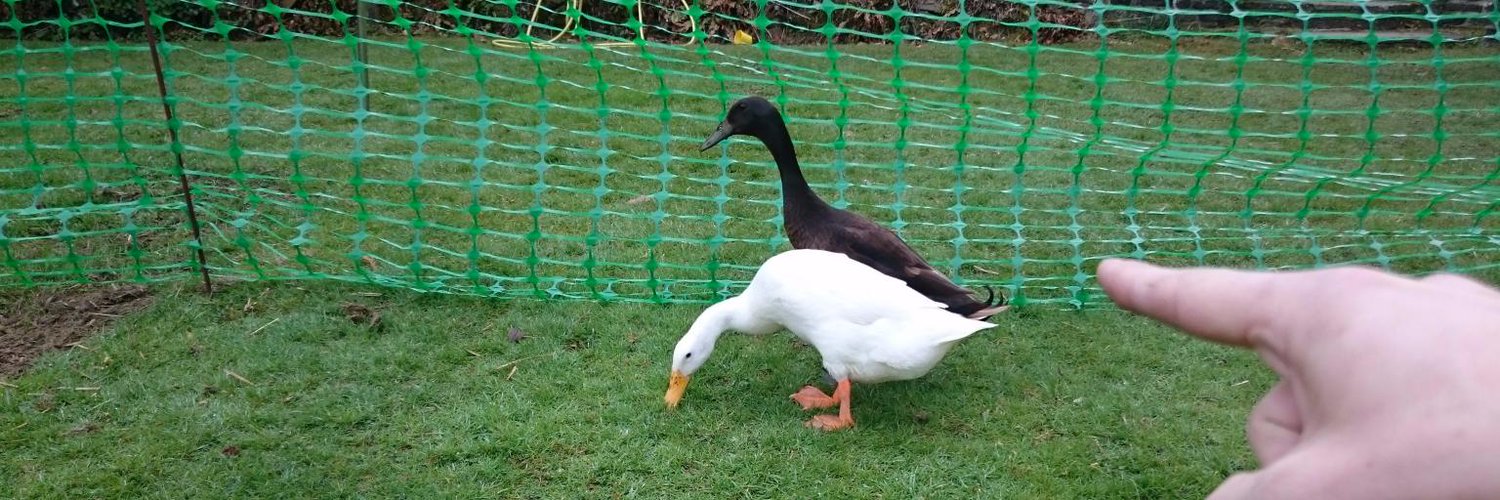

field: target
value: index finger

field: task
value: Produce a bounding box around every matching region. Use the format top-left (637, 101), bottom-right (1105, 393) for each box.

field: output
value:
top-left (1096, 259), bottom-right (1378, 357)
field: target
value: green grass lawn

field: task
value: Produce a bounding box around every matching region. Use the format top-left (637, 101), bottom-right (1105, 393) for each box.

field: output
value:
top-left (1, 280), bottom-right (1271, 497)
top-left (1, 30), bottom-right (1497, 498)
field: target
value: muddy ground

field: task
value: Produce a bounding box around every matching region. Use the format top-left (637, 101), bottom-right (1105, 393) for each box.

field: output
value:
top-left (0, 284), bottom-right (153, 379)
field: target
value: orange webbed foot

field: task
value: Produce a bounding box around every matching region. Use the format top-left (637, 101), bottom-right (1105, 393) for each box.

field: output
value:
top-left (805, 414), bottom-right (855, 431)
top-left (790, 385), bottom-right (837, 410)
top-left (802, 379), bottom-right (855, 431)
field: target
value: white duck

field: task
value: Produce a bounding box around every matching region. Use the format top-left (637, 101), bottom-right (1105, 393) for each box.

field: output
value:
top-left (663, 249), bottom-right (1002, 431)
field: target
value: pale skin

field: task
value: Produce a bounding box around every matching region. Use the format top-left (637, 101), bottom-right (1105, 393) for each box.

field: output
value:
top-left (1096, 258), bottom-right (1500, 499)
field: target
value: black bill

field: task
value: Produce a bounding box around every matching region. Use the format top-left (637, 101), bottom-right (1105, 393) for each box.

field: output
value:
top-left (699, 121), bottom-right (735, 151)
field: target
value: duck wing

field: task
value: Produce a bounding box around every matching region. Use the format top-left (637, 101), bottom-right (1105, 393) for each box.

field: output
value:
top-left (823, 216), bottom-right (999, 317)
top-left (759, 249), bottom-right (950, 328)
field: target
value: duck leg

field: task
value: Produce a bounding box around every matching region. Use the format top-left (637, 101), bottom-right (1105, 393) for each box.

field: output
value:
top-left (804, 379), bottom-right (854, 431)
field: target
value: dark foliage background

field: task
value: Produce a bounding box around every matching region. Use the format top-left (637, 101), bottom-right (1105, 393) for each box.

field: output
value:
top-left (3, 0), bottom-right (1094, 45)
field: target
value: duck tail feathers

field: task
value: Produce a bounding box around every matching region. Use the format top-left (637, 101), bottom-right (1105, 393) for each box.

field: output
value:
top-left (965, 304), bottom-right (1010, 321)
top-left (963, 285), bottom-right (1009, 321)
top-left (927, 310), bottom-right (998, 343)
top-left (981, 285), bottom-right (1008, 307)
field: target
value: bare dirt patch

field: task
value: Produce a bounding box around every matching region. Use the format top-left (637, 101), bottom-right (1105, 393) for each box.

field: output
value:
top-left (0, 284), bottom-right (154, 379)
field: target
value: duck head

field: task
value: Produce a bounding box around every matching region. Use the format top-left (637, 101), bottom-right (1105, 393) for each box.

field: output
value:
top-left (663, 313), bottom-right (722, 409)
top-left (700, 96), bottom-right (781, 151)
top-left (665, 297), bottom-right (760, 409)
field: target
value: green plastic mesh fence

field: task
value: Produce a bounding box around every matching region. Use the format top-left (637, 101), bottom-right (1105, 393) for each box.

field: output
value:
top-left (1, 0), bottom-right (1497, 308)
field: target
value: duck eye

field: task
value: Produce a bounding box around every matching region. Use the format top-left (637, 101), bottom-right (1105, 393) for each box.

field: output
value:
top-left (685, 352), bottom-right (693, 359)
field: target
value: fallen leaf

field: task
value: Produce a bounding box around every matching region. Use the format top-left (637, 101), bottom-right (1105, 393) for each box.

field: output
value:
top-left (507, 326), bottom-right (526, 343)
top-left (626, 194), bottom-right (653, 205)
top-left (342, 303), bottom-right (382, 329)
top-left (360, 255), bottom-right (379, 270)
top-left (222, 445), bottom-right (240, 457)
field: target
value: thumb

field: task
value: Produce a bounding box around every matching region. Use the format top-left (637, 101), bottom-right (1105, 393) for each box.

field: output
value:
top-left (1206, 467), bottom-right (1316, 500)
top-left (1204, 449), bottom-right (1354, 500)
top-left (1206, 471), bottom-right (1263, 500)
top-left (1246, 379), bottom-right (1303, 465)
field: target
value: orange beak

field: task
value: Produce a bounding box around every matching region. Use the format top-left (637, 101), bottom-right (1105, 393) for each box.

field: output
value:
top-left (664, 370), bottom-right (690, 409)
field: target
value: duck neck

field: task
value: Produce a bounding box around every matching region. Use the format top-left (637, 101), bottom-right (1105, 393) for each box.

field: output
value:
top-left (755, 117), bottom-right (829, 215)
top-left (680, 298), bottom-right (747, 355)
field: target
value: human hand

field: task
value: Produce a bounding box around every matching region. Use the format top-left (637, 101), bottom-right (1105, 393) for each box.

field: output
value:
top-left (1096, 259), bottom-right (1500, 499)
